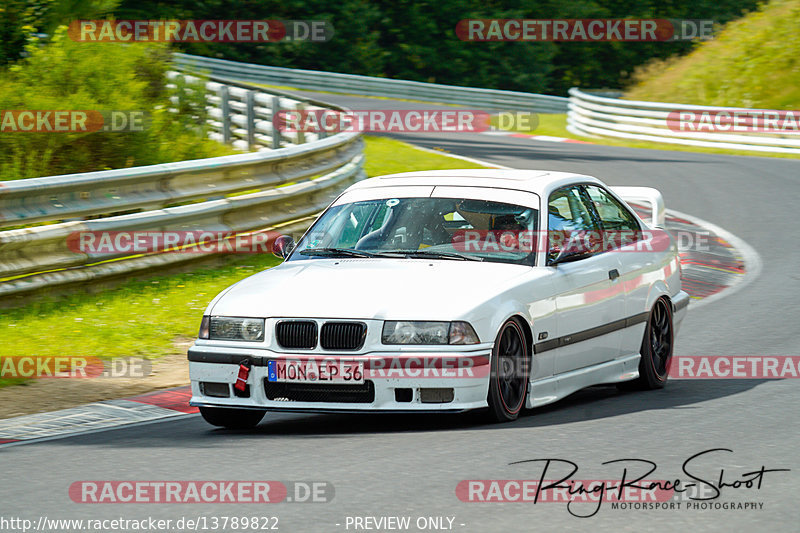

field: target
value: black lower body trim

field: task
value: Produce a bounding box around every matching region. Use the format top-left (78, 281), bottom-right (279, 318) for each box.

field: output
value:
top-left (534, 311), bottom-right (649, 354)
top-left (264, 379), bottom-right (375, 403)
top-left (188, 350), bottom-right (267, 365)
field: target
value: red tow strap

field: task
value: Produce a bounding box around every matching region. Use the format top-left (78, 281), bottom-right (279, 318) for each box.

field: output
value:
top-left (234, 359), bottom-right (251, 392)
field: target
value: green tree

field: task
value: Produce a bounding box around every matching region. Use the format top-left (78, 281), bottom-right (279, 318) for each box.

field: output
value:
top-left (0, 28), bottom-right (229, 180)
top-left (0, 0), bottom-right (120, 65)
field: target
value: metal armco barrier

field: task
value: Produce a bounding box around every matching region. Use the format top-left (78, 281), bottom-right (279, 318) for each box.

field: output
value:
top-left (0, 75), bottom-right (365, 298)
top-left (167, 72), bottom-right (344, 150)
top-left (567, 88), bottom-right (800, 154)
top-left (0, 157), bottom-right (363, 297)
top-left (173, 53), bottom-right (568, 114)
top-left (0, 133), bottom-right (362, 226)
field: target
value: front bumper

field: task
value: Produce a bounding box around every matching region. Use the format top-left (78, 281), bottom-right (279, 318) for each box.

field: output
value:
top-left (188, 346), bottom-right (492, 412)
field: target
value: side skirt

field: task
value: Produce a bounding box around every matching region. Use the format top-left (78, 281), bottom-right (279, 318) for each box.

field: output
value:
top-left (526, 353), bottom-right (641, 409)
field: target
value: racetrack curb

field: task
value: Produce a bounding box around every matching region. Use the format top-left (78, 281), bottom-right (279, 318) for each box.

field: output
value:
top-left (0, 386), bottom-right (196, 449)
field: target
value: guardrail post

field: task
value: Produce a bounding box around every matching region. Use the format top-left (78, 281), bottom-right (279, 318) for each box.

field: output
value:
top-left (318, 112), bottom-right (328, 139)
top-left (220, 85), bottom-right (231, 145)
top-left (245, 90), bottom-right (256, 150)
top-left (296, 103), bottom-right (306, 145)
top-left (271, 96), bottom-right (282, 149)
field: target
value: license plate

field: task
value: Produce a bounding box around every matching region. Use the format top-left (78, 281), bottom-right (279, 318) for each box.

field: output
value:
top-left (267, 359), bottom-right (364, 384)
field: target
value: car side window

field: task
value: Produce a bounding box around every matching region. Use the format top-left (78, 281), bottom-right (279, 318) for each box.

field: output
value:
top-left (547, 186), bottom-right (601, 263)
top-left (548, 187), bottom-right (595, 231)
top-left (583, 185), bottom-right (640, 232)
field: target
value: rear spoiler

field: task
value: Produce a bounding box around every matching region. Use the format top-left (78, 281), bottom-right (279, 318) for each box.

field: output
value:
top-left (609, 186), bottom-right (665, 228)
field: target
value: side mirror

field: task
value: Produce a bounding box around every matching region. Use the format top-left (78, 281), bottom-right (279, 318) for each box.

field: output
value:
top-left (547, 247), bottom-right (592, 266)
top-left (272, 235), bottom-right (295, 259)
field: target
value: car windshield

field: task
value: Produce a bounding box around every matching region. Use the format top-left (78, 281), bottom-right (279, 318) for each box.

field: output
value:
top-left (290, 197), bottom-right (539, 265)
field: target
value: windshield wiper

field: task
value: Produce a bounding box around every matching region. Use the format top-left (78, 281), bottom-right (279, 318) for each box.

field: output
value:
top-left (298, 248), bottom-right (401, 258)
top-left (299, 247), bottom-right (482, 261)
top-left (389, 250), bottom-right (484, 262)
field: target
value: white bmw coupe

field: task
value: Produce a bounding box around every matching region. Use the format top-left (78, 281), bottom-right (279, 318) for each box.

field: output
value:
top-left (189, 170), bottom-right (688, 427)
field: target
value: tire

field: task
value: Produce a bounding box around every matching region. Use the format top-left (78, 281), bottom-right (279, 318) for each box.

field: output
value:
top-left (623, 298), bottom-right (674, 390)
top-left (199, 406), bottom-right (266, 429)
top-left (486, 318), bottom-right (530, 422)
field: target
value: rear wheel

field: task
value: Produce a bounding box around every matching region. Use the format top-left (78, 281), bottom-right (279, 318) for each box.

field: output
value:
top-left (487, 319), bottom-right (530, 422)
top-left (199, 406), bottom-right (266, 429)
top-left (623, 298), bottom-right (673, 390)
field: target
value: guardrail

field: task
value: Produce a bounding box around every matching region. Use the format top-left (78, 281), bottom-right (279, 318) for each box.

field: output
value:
top-left (0, 132), bottom-right (362, 227)
top-left (167, 72), bottom-right (347, 150)
top-left (567, 88), bottom-right (800, 154)
top-left (173, 53), bottom-right (568, 114)
top-left (0, 77), bottom-right (365, 299)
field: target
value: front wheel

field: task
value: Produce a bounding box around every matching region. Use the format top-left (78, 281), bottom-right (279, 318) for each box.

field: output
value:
top-left (487, 319), bottom-right (530, 422)
top-left (199, 406), bottom-right (266, 429)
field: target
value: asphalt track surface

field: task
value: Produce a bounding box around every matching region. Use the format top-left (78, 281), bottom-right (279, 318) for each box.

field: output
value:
top-left (2, 93), bottom-right (799, 532)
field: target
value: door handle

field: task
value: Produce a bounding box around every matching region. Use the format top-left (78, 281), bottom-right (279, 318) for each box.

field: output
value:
top-left (608, 269), bottom-right (620, 280)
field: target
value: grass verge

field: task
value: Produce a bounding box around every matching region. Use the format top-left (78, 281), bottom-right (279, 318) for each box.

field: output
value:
top-left (362, 135), bottom-right (488, 175)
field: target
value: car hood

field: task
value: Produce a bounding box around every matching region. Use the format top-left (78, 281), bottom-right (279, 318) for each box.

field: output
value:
top-left (209, 258), bottom-right (537, 320)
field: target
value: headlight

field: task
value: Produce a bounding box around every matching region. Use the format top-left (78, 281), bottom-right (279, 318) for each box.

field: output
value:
top-left (208, 316), bottom-right (265, 342)
top-left (381, 321), bottom-right (479, 345)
